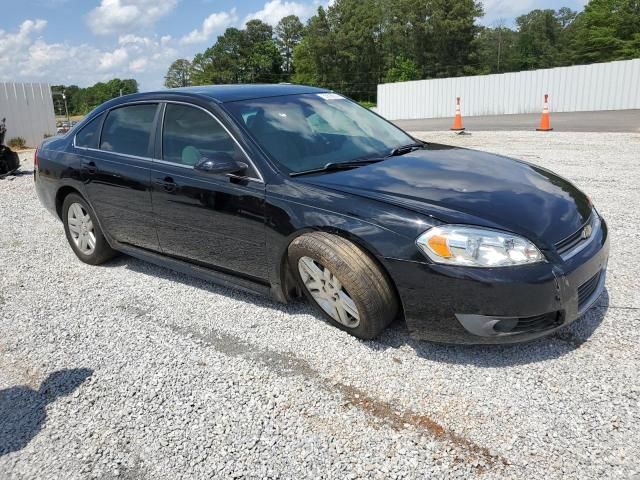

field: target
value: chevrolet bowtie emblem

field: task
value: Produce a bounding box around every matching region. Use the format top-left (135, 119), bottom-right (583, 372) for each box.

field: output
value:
top-left (582, 224), bottom-right (593, 239)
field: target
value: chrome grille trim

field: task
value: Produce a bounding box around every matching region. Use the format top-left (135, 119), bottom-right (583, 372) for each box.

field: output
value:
top-left (557, 210), bottom-right (600, 261)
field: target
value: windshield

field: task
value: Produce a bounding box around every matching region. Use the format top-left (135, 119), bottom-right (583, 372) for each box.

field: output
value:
top-left (224, 93), bottom-right (415, 173)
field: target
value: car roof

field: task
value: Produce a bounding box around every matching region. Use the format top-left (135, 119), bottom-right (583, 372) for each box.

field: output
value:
top-left (160, 84), bottom-right (330, 103)
top-left (85, 84), bottom-right (334, 122)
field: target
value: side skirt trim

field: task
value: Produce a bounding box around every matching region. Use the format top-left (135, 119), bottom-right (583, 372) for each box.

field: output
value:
top-left (113, 242), bottom-right (273, 299)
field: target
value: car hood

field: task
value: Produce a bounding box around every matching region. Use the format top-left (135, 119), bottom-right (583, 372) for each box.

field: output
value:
top-left (299, 144), bottom-right (592, 246)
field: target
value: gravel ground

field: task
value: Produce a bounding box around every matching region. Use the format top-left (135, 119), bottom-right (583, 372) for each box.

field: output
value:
top-left (1, 132), bottom-right (639, 480)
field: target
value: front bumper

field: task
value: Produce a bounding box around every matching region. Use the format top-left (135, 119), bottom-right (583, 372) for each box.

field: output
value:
top-left (385, 219), bottom-right (610, 344)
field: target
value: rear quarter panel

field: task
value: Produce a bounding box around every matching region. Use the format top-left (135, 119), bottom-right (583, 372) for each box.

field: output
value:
top-left (35, 135), bottom-right (86, 219)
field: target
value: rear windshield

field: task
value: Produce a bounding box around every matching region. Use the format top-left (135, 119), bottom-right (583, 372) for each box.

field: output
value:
top-left (224, 93), bottom-right (413, 173)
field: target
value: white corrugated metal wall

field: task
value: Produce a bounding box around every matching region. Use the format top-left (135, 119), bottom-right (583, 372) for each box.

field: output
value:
top-left (377, 59), bottom-right (640, 120)
top-left (0, 82), bottom-right (56, 147)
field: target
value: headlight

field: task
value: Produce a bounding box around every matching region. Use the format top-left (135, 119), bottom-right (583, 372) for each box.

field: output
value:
top-left (416, 225), bottom-right (545, 267)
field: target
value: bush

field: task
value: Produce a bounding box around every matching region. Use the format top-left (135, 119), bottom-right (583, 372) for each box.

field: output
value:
top-left (358, 101), bottom-right (376, 109)
top-left (7, 137), bottom-right (27, 149)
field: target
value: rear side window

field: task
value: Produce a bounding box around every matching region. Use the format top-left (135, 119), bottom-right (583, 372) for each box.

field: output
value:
top-left (74, 113), bottom-right (104, 148)
top-left (162, 104), bottom-right (244, 166)
top-left (100, 104), bottom-right (157, 157)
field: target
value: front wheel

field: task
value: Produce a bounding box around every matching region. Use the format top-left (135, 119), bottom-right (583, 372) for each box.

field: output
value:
top-left (62, 193), bottom-right (116, 265)
top-left (288, 232), bottom-right (399, 340)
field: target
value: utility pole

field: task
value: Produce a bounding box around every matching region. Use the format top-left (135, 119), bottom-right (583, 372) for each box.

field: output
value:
top-left (494, 18), bottom-right (508, 74)
top-left (62, 91), bottom-right (70, 124)
top-left (497, 27), bottom-right (502, 73)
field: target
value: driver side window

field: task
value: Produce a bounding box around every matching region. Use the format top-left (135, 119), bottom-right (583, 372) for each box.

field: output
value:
top-left (161, 104), bottom-right (246, 168)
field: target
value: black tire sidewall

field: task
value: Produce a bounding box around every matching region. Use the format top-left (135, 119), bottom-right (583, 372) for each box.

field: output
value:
top-left (62, 193), bottom-right (113, 265)
top-left (289, 234), bottom-right (396, 339)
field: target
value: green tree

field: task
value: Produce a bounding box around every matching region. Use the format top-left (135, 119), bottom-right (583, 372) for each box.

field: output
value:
top-left (51, 79), bottom-right (138, 116)
top-left (514, 8), bottom-right (579, 69)
top-left (516, 10), bottom-right (558, 69)
top-left (379, 0), bottom-right (425, 80)
top-left (557, 7), bottom-right (579, 28)
top-left (170, 1), bottom-right (635, 101)
top-left (473, 25), bottom-right (520, 74)
top-left (191, 21), bottom-right (282, 85)
top-left (164, 59), bottom-right (193, 88)
top-left (244, 20), bottom-right (283, 82)
top-left (419, 0), bottom-right (484, 78)
top-left (327, 0), bottom-right (385, 99)
top-left (382, 57), bottom-right (420, 82)
top-left (293, 0), bottom-right (482, 98)
top-left (515, 9), bottom-right (567, 70)
top-left (292, 7), bottom-right (335, 86)
top-left (294, 0), bottom-right (385, 100)
top-left (571, 0), bottom-right (640, 63)
top-left (275, 15), bottom-right (305, 74)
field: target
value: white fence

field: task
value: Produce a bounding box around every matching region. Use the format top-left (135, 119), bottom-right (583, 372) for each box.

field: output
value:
top-left (376, 59), bottom-right (640, 120)
top-left (1, 82), bottom-right (56, 148)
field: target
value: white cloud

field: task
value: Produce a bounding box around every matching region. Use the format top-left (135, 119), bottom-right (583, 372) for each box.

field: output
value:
top-left (0, 19), bottom-right (47, 58)
top-left (244, 0), bottom-right (316, 26)
top-left (179, 0), bottom-right (321, 45)
top-left (22, 40), bottom-right (72, 77)
top-left (480, 0), bottom-right (538, 25)
top-left (87, 0), bottom-right (178, 35)
top-left (98, 47), bottom-right (129, 71)
top-left (129, 57), bottom-right (149, 72)
top-left (0, 19), bottom-right (177, 90)
top-left (180, 9), bottom-right (238, 45)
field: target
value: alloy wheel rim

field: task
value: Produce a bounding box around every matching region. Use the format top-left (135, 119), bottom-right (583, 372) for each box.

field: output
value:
top-left (67, 203), bottom-right (96, 255)
top-left (298, 256), bottom-right (360, 328)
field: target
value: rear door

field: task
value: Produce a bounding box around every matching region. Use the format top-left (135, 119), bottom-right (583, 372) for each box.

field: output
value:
top-left (150, 102), bottom-right (267, 280)
top-left (75, 103), bottom-right (160, 251)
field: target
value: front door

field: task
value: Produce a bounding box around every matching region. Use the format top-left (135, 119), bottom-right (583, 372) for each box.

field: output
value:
top-left (150, 102), bottom-right (267, 280)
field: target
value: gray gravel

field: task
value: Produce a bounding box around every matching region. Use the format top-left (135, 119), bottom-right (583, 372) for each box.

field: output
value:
top-left (1, 132), bottom-right (639, 480)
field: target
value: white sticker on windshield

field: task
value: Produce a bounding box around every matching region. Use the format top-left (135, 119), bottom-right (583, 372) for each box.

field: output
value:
top-left (317, 93), bottom-right (344, 100)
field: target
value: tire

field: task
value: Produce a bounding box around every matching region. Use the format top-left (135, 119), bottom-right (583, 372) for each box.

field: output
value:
top-left (0, 147), bottom-right (19, 177)
top-left (288, 232), bottom-right (398, 340)
top-left (62, 193), bottom-right (116, 265)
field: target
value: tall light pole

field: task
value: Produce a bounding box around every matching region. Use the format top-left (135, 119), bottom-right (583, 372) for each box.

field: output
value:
top-left (497, 27), bottom-right (502, 73)
top-left (494, 18), bottom-right (507, 74)
top-left (62, 91), bottom-right (70, 124)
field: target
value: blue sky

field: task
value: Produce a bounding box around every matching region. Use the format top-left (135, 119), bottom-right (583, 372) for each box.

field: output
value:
top-left (1, 0), bottom-right (589, 90)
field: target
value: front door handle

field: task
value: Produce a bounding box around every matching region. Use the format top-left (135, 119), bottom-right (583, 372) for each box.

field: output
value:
top-left (81, 160), bottom-right (97, 175)
top-left (154, 176), bottom-right (177, 193)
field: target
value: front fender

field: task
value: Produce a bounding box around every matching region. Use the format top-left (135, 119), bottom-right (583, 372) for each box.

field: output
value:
top-left (265, 180), bottom-right (436, 299)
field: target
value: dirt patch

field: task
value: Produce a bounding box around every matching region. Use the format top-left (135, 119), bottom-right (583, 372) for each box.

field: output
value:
top-left (335, 382), bottom-right (508, 472)
top-left (169, 322), bottom-right (507, 472)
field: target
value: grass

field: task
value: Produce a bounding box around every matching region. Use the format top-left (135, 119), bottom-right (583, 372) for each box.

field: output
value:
top-left (56, 115), bottom-right (85, 123)
top-left (358, 101), bottom-right (377, 109)
top-left (7, 137), bottom-right (27, 149)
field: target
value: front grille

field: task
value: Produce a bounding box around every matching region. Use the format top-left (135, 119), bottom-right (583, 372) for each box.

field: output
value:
top-left (555, 212), bottom-right (597, 257)
top-left (578, 271), bottom-right (602, 309)
top-left (555, 225), bottom-right (587, 256)
top-left (511, 312), bottom-right (562, 333)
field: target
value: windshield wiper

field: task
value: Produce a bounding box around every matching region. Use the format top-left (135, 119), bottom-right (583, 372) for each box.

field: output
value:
top-left (289, 158), bottom-right (384, 177)
top-left (388, 141), bottom-right (426, 157)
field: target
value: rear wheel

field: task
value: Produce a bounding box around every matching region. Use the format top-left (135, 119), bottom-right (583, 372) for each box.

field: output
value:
top-left (288, 232), bottom-right (398, 339)
top-left (62, 193), bottom-right (116, 265)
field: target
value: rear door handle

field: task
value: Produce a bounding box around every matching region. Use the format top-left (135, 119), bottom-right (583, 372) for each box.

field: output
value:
top-left (154, 176), bottom-right (177, 193)
top-left (81, 160), bottom-right (97, 175)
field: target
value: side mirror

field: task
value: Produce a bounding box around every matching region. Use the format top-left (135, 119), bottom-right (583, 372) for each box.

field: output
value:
top-left (194, 152), bottom-right (248, 176)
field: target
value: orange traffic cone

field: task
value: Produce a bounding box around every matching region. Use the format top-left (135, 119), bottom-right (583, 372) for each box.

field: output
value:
top-left (450, 97), bottom-right (465, 131)
top-left (537, 94), bottom-right (553, 131)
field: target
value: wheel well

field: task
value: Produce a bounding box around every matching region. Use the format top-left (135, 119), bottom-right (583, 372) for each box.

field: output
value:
top-left (55, 186), bottom-right (82, 219)
top-left (280, 228), bottom-right (405, 321)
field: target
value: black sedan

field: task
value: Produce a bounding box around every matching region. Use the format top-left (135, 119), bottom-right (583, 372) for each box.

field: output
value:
top-left (34, 84), bottom-right (609, 344)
